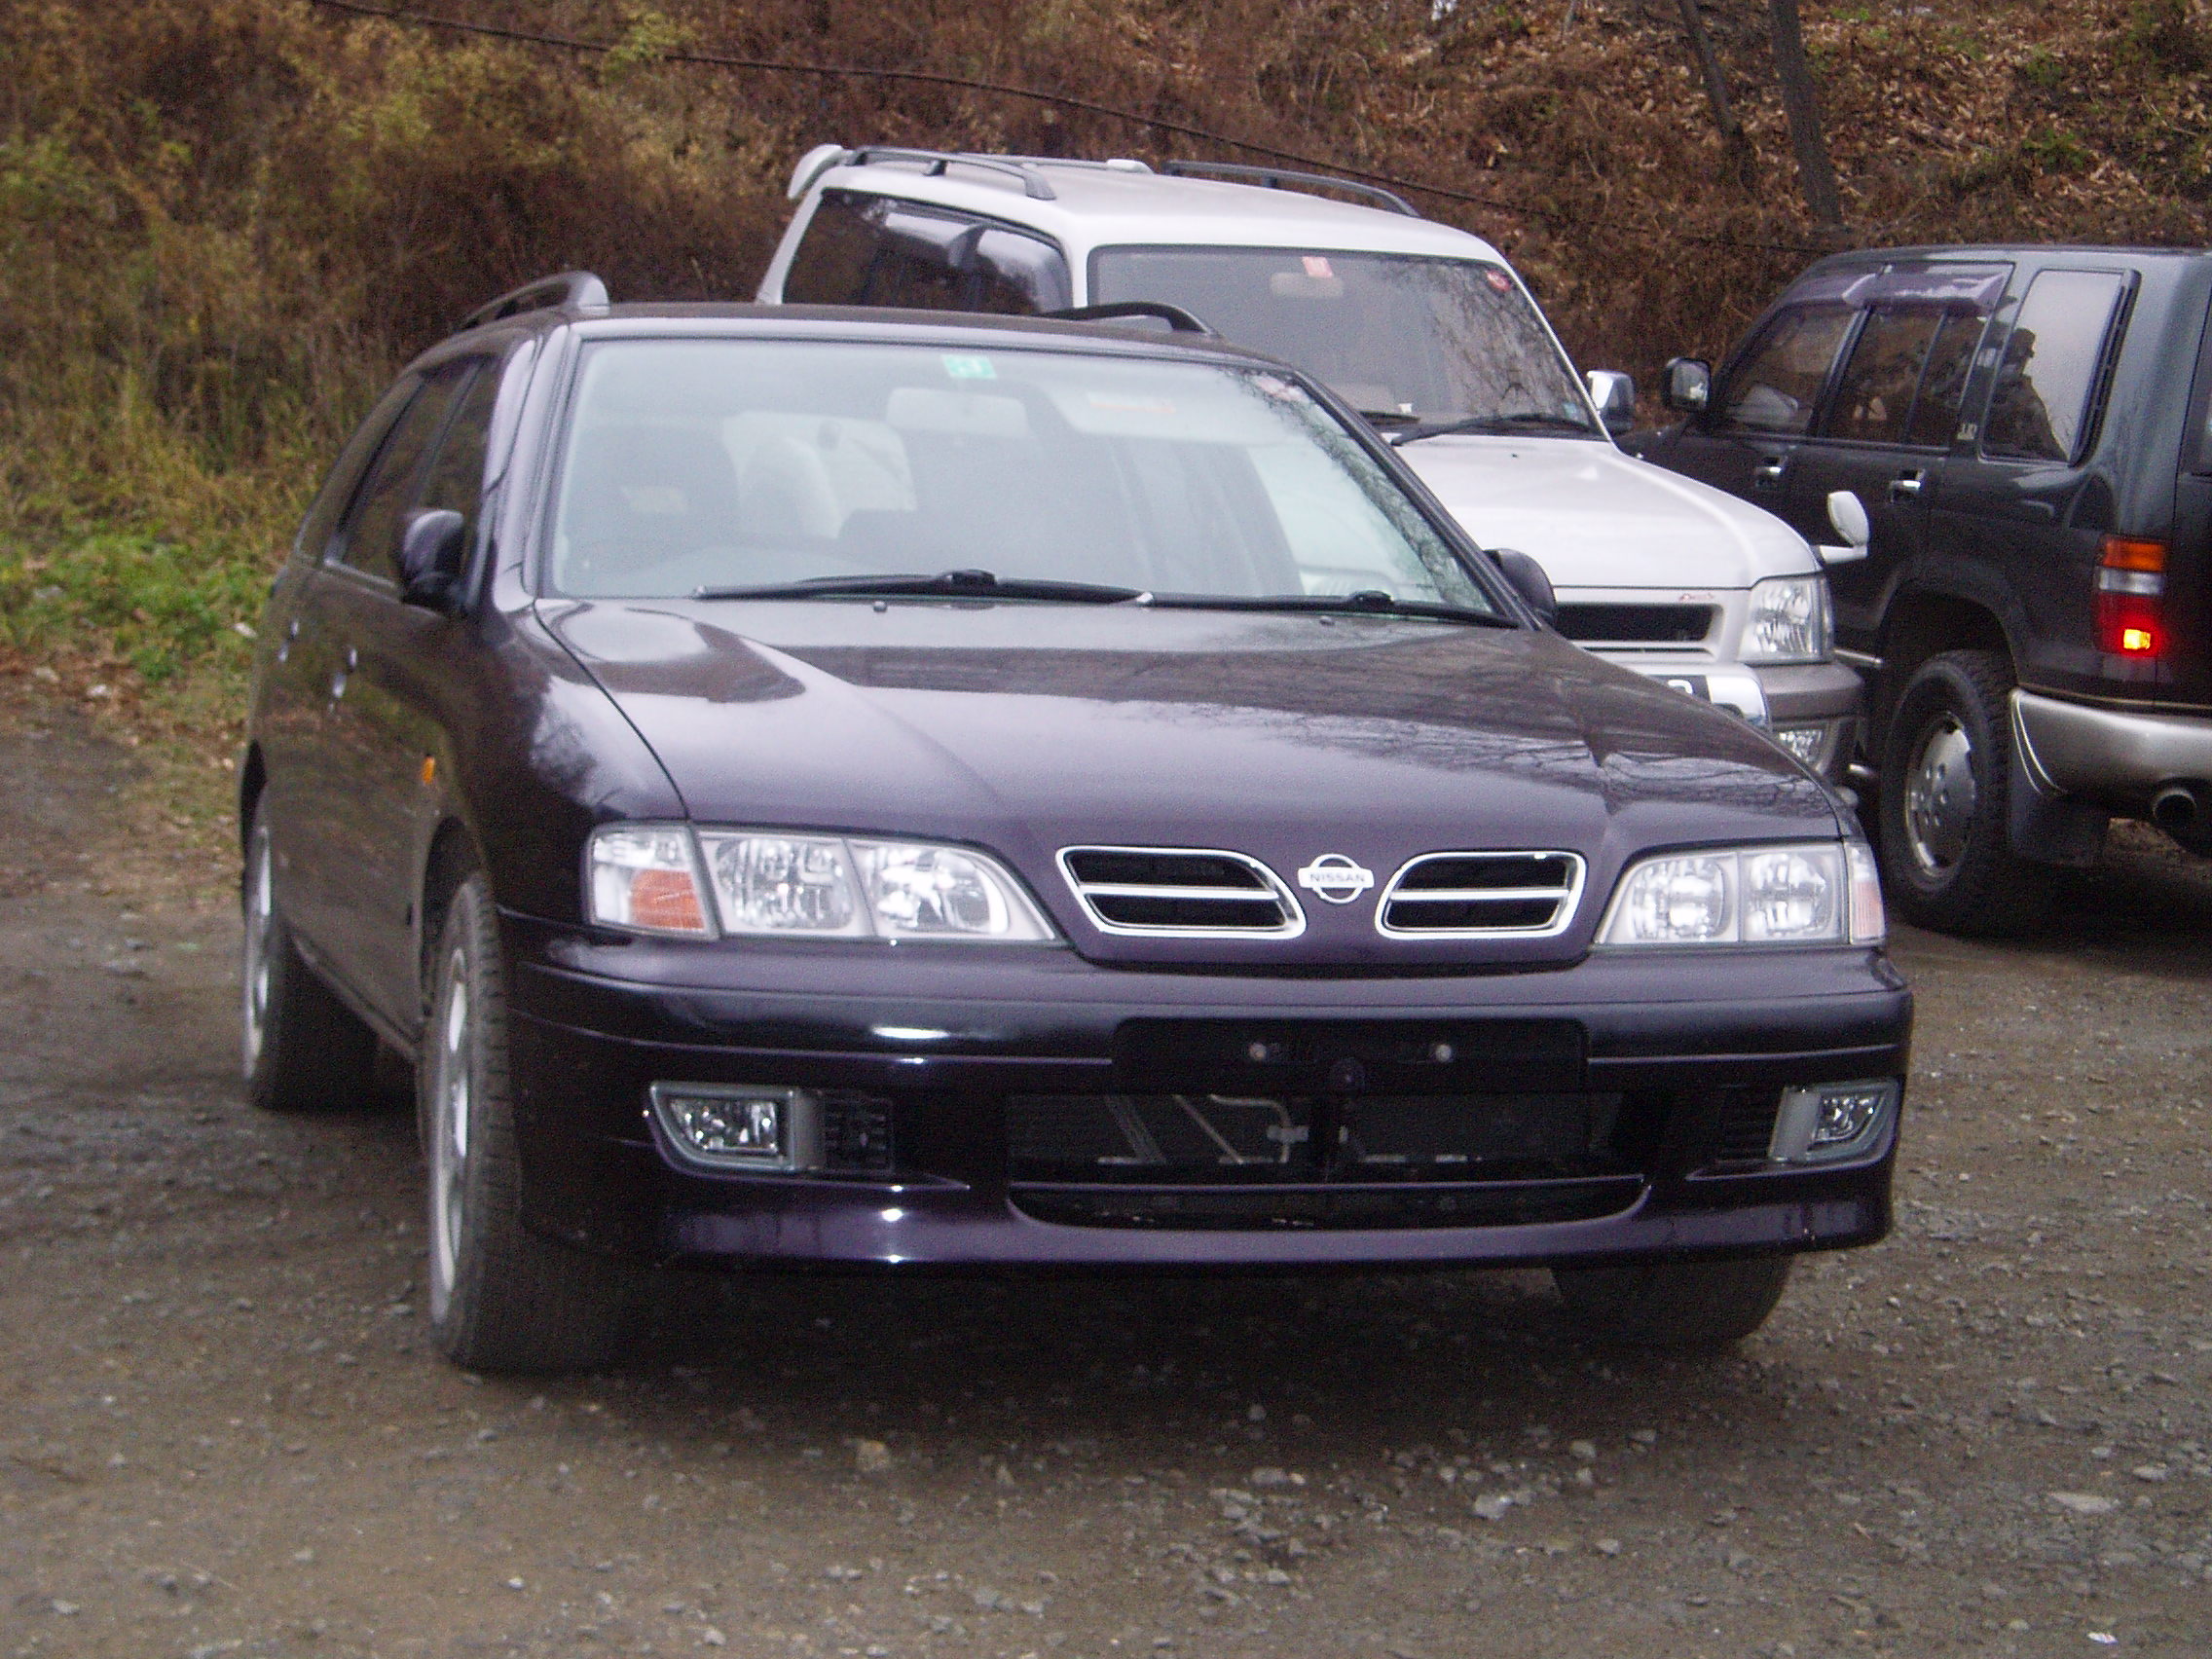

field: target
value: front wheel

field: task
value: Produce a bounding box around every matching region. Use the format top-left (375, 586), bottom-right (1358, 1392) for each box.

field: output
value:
top-left (423, 870), bottom-right (642, 1373)
top-left (241, 806), bottom-right (378, 1112)
top-left (1553, 1256), bottom-right (1792, 1349)
top-left (1874, 649), bottom-right (2052, 936)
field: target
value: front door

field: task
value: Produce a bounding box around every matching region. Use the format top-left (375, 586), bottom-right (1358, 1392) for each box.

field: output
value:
top-left (1655, 303), bottom-right (1859, 519)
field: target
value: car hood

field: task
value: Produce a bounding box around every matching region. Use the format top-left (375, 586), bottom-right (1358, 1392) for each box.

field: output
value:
top-left (544, 599), bottom-right (1840, 968)
top-left (1396, 436), bottom-right (1817, 592)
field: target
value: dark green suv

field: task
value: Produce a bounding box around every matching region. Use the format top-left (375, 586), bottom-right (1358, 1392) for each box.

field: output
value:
top-left (1633, 245), bottom-right (2212, 935)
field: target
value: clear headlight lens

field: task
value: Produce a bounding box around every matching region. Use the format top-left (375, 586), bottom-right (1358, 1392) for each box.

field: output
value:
top-left (586, 826), bottom-right (712, 936)
top-left (1743, 573), bottom-right (1831, 663)
top-left (1600, 840), bottom-right (1885, 946)
top-left (598, 828), bottom-right (1055, 941)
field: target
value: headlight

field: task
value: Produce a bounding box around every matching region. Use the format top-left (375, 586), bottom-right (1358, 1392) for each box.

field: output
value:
top-left (1742, 573), bottom-right (1831, 663)
top-left (1599, 840), bottom-right (1885, 946)
top-left (586, 826), bottom-right (1057, 942)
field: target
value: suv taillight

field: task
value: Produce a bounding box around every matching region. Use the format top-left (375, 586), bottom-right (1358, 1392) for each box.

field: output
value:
top-left (2095, 536), bottom-right (2167, 658)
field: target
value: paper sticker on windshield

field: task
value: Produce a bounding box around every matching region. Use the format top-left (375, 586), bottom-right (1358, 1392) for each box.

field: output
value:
top-left (941, 354), bottom-right (996, 381)
top-left (1250, 374), bottom-right (1312, 404)
top-left (1302, 256), bottom-right (1335, 279)
top-left (1484, 268), bottom-right (1513, 294)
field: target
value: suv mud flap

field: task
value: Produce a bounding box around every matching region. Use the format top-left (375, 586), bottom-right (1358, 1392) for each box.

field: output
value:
top-left (2008, 702), bottom-right (2108, 866)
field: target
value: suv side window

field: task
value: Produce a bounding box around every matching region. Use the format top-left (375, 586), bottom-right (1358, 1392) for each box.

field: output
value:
top-left (1904, 310), bottom-right (1986, 448)
top-left (783, 190), bottom-right (1070, 313)
top-left (1824, 308), bottom-right (1943, 444)
top-left (1982, 270), bottom-right (2128, 463)
top-left (1716, 306), bottom-right (1854, 435)
top-left (331, 362), bottom-right (471, 581)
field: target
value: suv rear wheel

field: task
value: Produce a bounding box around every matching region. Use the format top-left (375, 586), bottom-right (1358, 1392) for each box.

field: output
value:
top-left (1553, 1256), bottom-right (1791, 1348)
top-left (1876, 650), bottom-right (2054, 936)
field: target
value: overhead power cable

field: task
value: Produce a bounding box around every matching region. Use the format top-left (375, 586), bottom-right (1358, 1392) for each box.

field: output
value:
top-left (302, 0), bottom-right (1826, 256)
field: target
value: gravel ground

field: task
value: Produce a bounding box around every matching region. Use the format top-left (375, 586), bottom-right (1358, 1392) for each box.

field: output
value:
top-left (2, 692), bottom-right (2209, 1659)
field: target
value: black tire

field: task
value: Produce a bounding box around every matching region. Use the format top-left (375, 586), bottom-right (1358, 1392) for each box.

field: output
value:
top-left (1874, 649), bottom-right (2054, 936)
top-left (241, 805), bottom-right (379, 1113)
top-left (1553, 1255), bottom-right (1792, 1349)
top-left (423, 870), bottom-right (641, 1373)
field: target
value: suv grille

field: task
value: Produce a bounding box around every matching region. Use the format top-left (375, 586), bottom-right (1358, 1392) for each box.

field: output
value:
top-left (1058, 847), bottom-right (1304, 937)
top-left (1376, 852), bottom-right (1584, 938)
top-left (1555, 604), bottom-right (1716, 646)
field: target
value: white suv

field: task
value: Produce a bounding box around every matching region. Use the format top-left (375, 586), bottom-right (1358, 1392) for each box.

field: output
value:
top-left (758, 145), bottom-right (1862, 776)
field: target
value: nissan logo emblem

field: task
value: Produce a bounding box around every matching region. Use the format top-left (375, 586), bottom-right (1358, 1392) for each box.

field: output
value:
top-left (1296, 855), bottom-right (1376, 905)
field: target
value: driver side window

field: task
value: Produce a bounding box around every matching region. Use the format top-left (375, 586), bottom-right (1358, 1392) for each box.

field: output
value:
top-left (1716, 307), bottom-right (1854, 436)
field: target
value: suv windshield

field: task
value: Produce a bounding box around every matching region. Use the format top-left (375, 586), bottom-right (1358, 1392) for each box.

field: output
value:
top-left (545, 339), bottom-right (1499, 614)
top-left (1090, 247), bottom-right (1598, 433)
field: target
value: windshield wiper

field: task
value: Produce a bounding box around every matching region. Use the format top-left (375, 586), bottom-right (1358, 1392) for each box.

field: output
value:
top-left (695, 570), bottom-right (1146, 604)
top-left (1388, 412), bottom-right (1598, 445)
top-left (1145, 590), bottom-right (1512, 627)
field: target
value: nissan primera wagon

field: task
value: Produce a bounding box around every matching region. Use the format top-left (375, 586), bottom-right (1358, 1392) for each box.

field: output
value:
top-left (240, 276), bottom-right (1910, 1372)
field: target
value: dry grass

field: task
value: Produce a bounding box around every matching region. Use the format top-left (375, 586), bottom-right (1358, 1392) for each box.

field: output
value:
top-left (1, 0), bottom-right (2207, 775)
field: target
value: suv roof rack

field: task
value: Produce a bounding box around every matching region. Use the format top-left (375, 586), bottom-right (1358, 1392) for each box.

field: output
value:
top-left (459, 272), bottom-right (610, 335)
top-left (1160, 160), bottom-right (1419, 219)
top-left (842, 147), bottom-right (1058, 201)
top-left (1047, 301), bottom-right (1217, 337)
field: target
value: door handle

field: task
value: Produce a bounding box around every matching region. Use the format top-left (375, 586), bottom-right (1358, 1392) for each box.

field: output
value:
top-left (1752, 457), bottom-right (1787, 486)
top-left (331, 647), bottom-right (357, 701)
top-left (1890, 470), bottom-right (1925, 498)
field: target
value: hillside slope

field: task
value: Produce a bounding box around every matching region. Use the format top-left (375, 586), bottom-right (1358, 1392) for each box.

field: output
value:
top-left (2, 0), bottom-right (2207, 728)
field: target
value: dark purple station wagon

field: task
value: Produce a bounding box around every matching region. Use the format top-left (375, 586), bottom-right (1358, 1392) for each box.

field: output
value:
top-left (240, 275), bottom-right (1910, 1372)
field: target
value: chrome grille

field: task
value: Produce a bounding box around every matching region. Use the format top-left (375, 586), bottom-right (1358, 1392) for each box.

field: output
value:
top-left (1058, 846), bottom-right (1304, 938)
top-left (1376, 852), bottom-right (1584, 938)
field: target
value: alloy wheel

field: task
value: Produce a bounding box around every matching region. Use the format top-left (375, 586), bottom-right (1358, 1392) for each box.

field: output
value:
top-left (427, 947), bottom-right (473, 1319)
top-left (240, 826), bottom-right (276, 1077)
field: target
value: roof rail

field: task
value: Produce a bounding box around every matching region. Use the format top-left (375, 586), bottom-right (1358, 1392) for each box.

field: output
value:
top-left (842, 147), bottom-right (1057, 201)
top-left (458, 272), bottom-right (610, 335)
top-left (1160, 160), bottom-right (1419, 218)
top-left (1046, 301), bottom-right (1217, 338)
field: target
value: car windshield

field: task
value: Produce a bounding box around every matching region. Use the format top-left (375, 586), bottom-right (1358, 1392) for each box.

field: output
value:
top-left (544, 339), bottom-right (1501, 612)
top-left (1089, 246), bottom-right (1600, 433)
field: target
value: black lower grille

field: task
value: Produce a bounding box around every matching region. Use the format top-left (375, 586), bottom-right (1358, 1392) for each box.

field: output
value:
top-left (1006, 1091), bottom-right (1626, 1185)
top-left (1011, 1178), bottom-right (1641, 1231)
top-left (821, 1090), bottom-right (895, 1172)
top-left (1556, 603), bottom-right (1716, 645)
top-left (1711, 1088), bottom-right (1782, 1166)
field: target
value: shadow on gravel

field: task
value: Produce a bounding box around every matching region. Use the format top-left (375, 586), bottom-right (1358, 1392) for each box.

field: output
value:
top-left (598, 1264), bottom-right (1791, 1463)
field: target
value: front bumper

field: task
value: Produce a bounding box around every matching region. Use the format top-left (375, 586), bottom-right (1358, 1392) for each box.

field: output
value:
top-left (2013, 689), bottom-right (2212, 807)
top-left (500, 916), bottom-right (1912, 1271)
top-left (1586, 653), bottom-right (1863, 781)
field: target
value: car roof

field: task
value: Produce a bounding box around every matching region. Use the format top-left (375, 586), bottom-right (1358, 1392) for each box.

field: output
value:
top-left (805, 154), bottom-right (1508, 264)
top-left (1804, 242), bottom-right (2212, 272)
top-left (431, 300), bottom-right (1315, 369)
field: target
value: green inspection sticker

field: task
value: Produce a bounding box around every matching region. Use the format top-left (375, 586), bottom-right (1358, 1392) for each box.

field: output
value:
top-left (940, 354), bottom-right (996, 381)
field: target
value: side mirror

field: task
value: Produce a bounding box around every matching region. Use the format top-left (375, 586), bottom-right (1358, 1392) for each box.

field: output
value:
top-left (1819, 490), bottom-right (1871, 566)
top-left (1585, 369), bottom-right (1637, 436)
top-left (398, 508), bottom-right (468, 609)
top-left (1660, 357), bottom-right (1712, 416)
top-left (1490, 547), bottom-right (1557, 627)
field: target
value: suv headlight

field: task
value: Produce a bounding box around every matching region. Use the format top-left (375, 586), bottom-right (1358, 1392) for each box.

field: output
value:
top-left (1598, 840), bottom-right (1884, 946)
top-left (1742, 573), bottom-right (1831, 663)
top-left (587, 826), bottom-right (1057, 941)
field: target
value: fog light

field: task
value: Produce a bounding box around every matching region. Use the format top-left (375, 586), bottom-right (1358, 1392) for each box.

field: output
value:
top-left (1772, 723), bottom-right (1829, 768)
top-left (1769, 1079), bottom-right (1898, 1163)
top-left (649, 1084), bottom-right (821, 1171)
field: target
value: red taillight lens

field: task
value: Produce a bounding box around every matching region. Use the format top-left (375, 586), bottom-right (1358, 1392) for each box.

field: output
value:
top-left (2096, 536), bottom-right (2167, 658)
